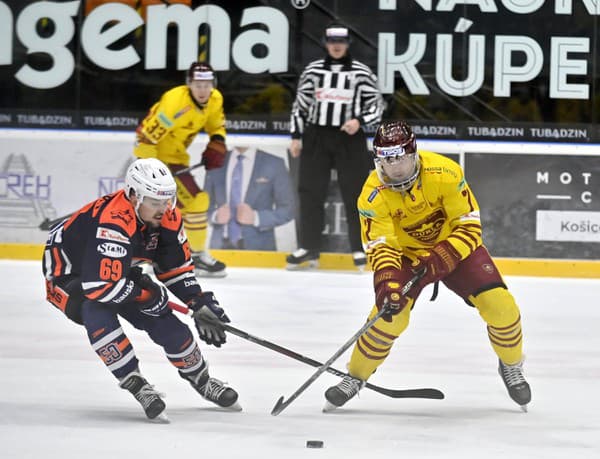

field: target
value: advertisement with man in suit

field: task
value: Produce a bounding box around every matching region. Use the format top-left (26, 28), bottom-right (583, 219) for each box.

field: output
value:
top-left (204, 147), bottom-right (295, 251)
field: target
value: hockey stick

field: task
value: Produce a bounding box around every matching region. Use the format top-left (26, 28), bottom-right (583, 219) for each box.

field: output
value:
top-left (167, 301), bottom-right (443, 401)
top-left (172, 159), bottom-right (205, 176)
top-left (38, 160), bottom-right (206, 231)
top-left (270, 269), bottom-right (426, 416)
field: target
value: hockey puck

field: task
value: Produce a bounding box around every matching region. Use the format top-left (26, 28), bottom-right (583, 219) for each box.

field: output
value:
top-left (306, 440), bottom-right (324, 448)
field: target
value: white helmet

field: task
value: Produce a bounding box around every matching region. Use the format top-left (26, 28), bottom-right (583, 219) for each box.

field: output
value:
top-left (125, 158), bottom-right (177, 210)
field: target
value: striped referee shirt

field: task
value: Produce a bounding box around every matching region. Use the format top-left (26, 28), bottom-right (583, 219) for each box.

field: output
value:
top-left (290, 53), bottom-right (384, 138)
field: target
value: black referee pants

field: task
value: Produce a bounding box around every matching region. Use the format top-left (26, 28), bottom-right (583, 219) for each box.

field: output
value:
top-left (297, 125), bottom-right (372, 253)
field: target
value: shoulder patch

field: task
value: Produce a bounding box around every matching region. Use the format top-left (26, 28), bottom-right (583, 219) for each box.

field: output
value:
top-left (458, 178), bottom-right (466, 190)
top-left (367, 189), bottom-right (379, 203)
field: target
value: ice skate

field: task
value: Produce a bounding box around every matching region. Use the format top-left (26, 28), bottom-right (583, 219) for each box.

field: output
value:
top-left (323, 375), bottom-right (365, 412)
top-left (192, 251), bottom-right (227, 278)
top-left (352, 251), bottom-right (367, 272)
top-left (498, 358), bottom-right (531, 411)
top-left (119, 372), bottom-right (168, 422)
top-left (184, 367), bottom-right (241, 411)
top-left (286, 248), bottom-right (319, 270)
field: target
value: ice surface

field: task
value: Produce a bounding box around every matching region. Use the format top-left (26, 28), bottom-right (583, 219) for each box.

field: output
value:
top-left (1, 260), bottom-right (599, 458)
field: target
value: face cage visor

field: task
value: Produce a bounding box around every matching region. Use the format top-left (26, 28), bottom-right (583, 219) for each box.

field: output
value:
top-left (132, 185), bottom-right (177, 220)
top-left (139, 195), bottom-right (176, 211)
top-left (373, 145), bottom-right (419, 191)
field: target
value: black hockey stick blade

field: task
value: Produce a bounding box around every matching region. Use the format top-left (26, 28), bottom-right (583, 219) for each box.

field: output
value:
top-left (39, 214), bottom-right (70, 231)
top-left (39, 218), bottom-right (52, 231)
top-left (271, 396), bottom-right (286, 415)
top-left (369, 386), bottom-right (444, 399)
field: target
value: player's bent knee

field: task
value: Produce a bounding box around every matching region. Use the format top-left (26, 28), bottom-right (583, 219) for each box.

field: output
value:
top-left (472, 287), bottom-right (520, 327)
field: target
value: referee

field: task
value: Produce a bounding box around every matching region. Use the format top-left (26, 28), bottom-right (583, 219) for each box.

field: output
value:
top-left (286, 22), bottom-right (384, 270)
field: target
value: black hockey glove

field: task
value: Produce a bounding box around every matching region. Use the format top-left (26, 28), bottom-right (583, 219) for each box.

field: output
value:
top-left (187, 292), bottom-right (230, 347)
top-left (132, 271), bottom-right (170, 317)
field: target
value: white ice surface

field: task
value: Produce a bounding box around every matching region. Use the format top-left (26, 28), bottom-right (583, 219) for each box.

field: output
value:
top-left (1, 260), bottom-right (599, 458)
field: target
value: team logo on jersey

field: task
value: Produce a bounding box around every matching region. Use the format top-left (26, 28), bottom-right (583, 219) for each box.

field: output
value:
top-left (403, 208), bottom-right (446, 243)
top-left (96, 227), bottom-right (130, 244)
top-left (110, 208), bottom-right (134, 225)
top-left (97, 242), bottom-right (127, 258)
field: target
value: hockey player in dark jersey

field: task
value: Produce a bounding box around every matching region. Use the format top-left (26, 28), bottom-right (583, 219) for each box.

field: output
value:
top-left (42, 158), bottom-right (240, 421)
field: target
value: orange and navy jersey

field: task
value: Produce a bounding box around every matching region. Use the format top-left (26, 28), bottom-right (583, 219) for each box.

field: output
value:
top-left (357, 151), bottom-right (483, 271)
top-left (42, 190), bottom-right (201, 306)
top-left (133, 85), bottom-right (226, 166)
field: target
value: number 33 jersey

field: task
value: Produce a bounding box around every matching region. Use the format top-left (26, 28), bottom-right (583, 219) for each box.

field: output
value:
top-left (133, 85), bottom-right (226, 167)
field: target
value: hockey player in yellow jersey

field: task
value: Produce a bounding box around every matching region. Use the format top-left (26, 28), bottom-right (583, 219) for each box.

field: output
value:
top-left (324, 120), bottom-right (532, 412)
top-left (134, 61), bottom-right (227, 277)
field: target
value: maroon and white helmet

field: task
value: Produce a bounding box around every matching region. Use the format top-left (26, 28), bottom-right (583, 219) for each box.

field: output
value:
top-left (186, 61), bottom-right (217, 86)
top-left (372, 121), bottom-right (420, 192)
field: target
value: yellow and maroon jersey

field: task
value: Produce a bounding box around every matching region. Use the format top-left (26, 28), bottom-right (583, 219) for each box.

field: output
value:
top-left (134, 85), bottom-right (226, 166)
top-left (42, 190), bottom-right (201, 306)
top-left (358, 150), bottom-right (482, 271)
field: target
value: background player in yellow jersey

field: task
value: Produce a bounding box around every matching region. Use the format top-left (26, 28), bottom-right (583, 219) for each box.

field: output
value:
top-left (324, 120), bottom-right (532, 412)
top-left (134, 62), bottom-right (227, 277)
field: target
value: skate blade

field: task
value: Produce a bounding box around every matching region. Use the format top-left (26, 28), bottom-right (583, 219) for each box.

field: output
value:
top-left (520, 404), bottom-right (528, 413)
top-left (322, 401), bottom-right (338, 413)
top-left (224, 401), bottom-right (243, 412)
top-left (194, 269), bottom-right (227, 278)
top-left (149, 412), bottom-right (170, 424)
top-left (286, 260), bottom-right (319, 271)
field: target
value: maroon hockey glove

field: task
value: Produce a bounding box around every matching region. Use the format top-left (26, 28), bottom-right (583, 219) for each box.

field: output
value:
top-left (188, 292), bottom-right (230, 347)
top-left (133, 273), bottom-right (170, 317)
top-left (201, 139), bottom-right (226, 170)
top-left (415, 241), bottom-right (461, 287)
top-left (374, 267), bottom-right (421, 322)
